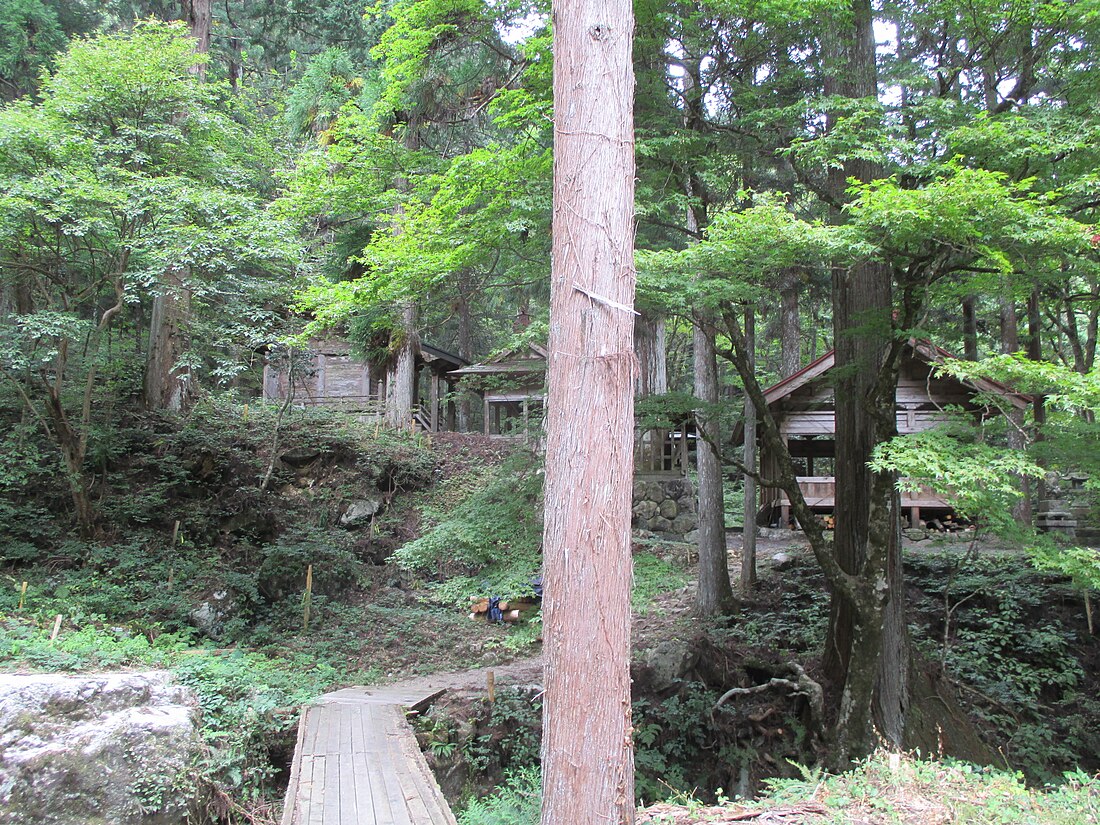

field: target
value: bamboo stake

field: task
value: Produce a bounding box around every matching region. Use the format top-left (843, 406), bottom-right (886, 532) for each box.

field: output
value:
top-left (163, 521), bottom-right (180, 588)
top-left (17, 581), bottom-right (27, 610)
top-left (49, 614), bottom-right (62, 642)
top-left (242, 403), bottom-right (249, 421)
top-left (303, 564), bottom-right (314, 630)
top-left (1086, 590), bottom-right (1094, 636)
top-left (487, 670), bottom-right (495, 703)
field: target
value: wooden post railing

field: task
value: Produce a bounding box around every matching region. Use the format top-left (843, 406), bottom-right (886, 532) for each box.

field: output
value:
top-left (634, 425), bottom-right (690, 475)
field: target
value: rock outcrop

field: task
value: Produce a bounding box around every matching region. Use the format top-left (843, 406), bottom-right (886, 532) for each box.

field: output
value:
top-left (0, 671), bottom-right (200, 825)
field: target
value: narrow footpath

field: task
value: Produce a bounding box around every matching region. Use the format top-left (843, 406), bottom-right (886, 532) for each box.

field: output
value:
top-left (281, 659), bottom-right (544, 825)
top-left (281, 686), bottom-right (456, 825)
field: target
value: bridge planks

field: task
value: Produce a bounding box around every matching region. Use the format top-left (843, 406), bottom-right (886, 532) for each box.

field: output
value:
top-left (282, 687), bottom-right (456, 825)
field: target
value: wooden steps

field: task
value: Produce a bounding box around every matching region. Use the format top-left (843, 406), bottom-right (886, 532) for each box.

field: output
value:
top-left (281, 687), bottom-right (456, 825)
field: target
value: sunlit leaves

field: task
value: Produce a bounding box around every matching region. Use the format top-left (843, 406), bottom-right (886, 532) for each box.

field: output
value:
top-left (936, 354), bottom-right (1100, 416)
top-left (871, 425), bottom-right (1044, 529)
top-left (0, 22), bottom-right (300, 390)
top-left (639, 193), bottom-right (835, 311)
top-left (847, 166), bottom-right (1088, 277)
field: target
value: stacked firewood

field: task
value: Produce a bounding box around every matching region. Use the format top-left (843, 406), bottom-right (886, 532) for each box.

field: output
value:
top-left (469, 596), bottom-right (540, 623)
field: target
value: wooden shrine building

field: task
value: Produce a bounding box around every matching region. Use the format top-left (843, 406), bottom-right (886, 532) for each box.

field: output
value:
top-left (262, 338), bottom-right (468, 431)
top-left (447, 344), bottom-right (547, 437)
top-left (758, 339), bottom-right (1030, 529)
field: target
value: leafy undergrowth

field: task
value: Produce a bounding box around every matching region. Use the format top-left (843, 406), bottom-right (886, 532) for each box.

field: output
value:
top-left (0, 400), bottom-right (544, 822)
top-left (436, 539), bottom-right (1099, 824)
top-left (695, 544), bottom-right (1100, 787)
top-left (391, 450), bottom-right (545, 606)
top-left (459, 765), bottom-right (541, 825)
top-left (636, 751), bottom-right (1100, 825)
top-left (447, 752), bottom-right (1100, 825)
top-left (904, 548), bottom-right (1100, 782)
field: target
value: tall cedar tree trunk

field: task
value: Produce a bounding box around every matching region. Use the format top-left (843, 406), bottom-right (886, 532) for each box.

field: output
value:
top-left (822, 0), bottom-right (911, 760)
top-left (679, 50), bottom-right (733, 613)
top-left (1001, 297), bottom-right (1032, 522)
top-left (385, 130), bottom-right (422, 430)
top-left (962, 296), bottom-right (979, 360)
top-left (779, 269), bottom-right (802, 379)
top-left (144, 0), bottom-right (210, 411)
top-left (741, 305), bottom-right (758, 593)
top-left (694, 311), bottom-right (736, 613)
top-left (691, 288), bottom-right (733, 612)
top-left (1, 272), bottom-right (33, 320)
top-left (541, 1), bottom-right (636, 823)
top-left (455, 272), bottom-right (475, 430)
top-left (634, 310), bottom-right (668, 397)
top-left (385, 302), bottom-right (419, 428)
top-left (1028, 290), bottom-right (1047, 501)
top-left (227, 34), bottom-right (243, 91)
top-left (144, 276), bottom-right (193, 411)
top-left (183, 0), bottom-right (211, 55)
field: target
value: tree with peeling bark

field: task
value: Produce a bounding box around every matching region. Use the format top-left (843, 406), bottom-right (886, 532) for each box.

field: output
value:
top-left (540, 0), bottom-right (636, 823)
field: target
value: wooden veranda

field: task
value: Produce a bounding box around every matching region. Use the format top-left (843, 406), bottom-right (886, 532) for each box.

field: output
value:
top-left (756, 340), bottom-right (1031, 528)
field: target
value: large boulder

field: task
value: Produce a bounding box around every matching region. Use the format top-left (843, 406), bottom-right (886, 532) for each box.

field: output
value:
top-left (643, 640), bottom-right (700, 692)
top-left (340, 494), bottom-right (385, 526)
top-left (189, 588), bottom-right (238, 641)
top-left (0, 671), bottom-right (201, 824)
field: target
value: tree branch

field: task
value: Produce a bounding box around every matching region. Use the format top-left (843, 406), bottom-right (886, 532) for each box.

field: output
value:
top-left (717, 301), bottom-right (860, 602)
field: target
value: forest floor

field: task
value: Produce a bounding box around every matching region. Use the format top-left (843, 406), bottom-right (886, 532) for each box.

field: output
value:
top-left (408, 521), bottom-right (1099, 821)
top-left (1, 410), bottom-right (1096, 825)
top-left (370, 531), bottom-right (808, 704)
top-left (404, 525), bottom-right (1098, 825)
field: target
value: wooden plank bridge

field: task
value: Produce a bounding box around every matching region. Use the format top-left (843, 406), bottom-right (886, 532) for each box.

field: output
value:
top-left (281, 686), bottom-right (457, 825)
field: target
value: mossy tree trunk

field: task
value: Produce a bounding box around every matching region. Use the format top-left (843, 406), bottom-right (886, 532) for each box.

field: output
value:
top-left (818, 0), bottom-right (911, 762)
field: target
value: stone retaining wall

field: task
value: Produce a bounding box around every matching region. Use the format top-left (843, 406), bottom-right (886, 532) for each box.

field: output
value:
top-left (633, 475), bottom-right (697, 540)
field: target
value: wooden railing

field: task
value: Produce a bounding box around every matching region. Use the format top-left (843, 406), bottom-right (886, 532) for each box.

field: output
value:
top-left (774, 477), bottom-right (954, 510)
top-left (773, 477), bottom-right (950, 509)
top-left (297, 394), bottom-right (385, 416)
top-left (412, 405), bottom-right (433, 432)
top-left (766, 476), bottom-right (952, 528)
top-left (634, 426), bottom-right (691, 475)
